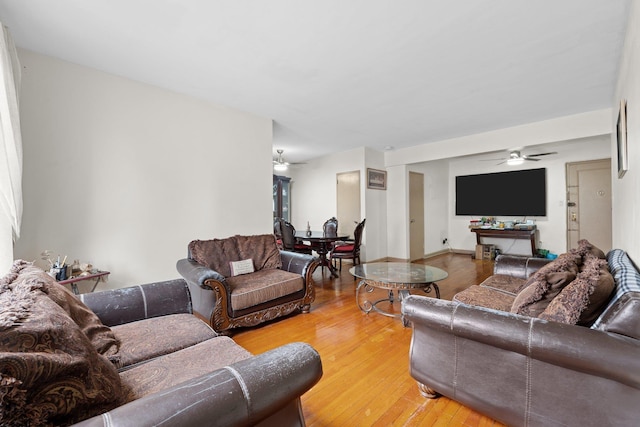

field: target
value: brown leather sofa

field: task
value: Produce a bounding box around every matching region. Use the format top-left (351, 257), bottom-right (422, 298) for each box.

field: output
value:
top-left (0, 260), bottom-right (322, 426)
top-left (177, 234), bottom-right (319, 333)
top-left (402, 247), bottom-right (640, 426)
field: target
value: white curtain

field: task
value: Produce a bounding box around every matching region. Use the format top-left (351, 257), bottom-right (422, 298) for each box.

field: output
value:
top-left (0, 23), bottom-right (22, 274)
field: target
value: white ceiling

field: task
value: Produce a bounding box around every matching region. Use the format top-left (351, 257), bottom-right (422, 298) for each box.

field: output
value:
top-left (0, 0), bottom-right (631, 164)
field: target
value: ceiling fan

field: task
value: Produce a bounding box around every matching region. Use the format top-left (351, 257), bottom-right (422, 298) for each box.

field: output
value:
top-left (273, 149), bottom-right (306, 171)
top-left (484, 150), bottom-right (558, 165)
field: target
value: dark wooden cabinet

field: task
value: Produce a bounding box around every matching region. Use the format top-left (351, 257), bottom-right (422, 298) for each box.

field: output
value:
top-left (273, 175), bottom-right (291, 222)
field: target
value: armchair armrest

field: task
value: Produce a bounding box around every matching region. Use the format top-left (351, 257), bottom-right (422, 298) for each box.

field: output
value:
top-left (176, 258), bottom-right (229, 326)
top-left (72, 342), bottom-right (323, 427)
top-left (493, 255), bottom-right (551, 279)
top-left (78, 279), bottom-right (192, 327)
top-left (176, 258), bottom-right (226, 286)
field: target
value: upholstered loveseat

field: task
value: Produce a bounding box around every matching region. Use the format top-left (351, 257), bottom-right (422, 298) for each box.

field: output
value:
top-left (0, 260), bottom-right (323, 426)
top-left (402, 241), bottom-right (640, 426)
top-left (177, 234), bottom-right (319, 333)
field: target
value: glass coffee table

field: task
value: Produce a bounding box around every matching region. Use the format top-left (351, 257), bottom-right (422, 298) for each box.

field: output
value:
top-left (350, 262), bottom-right (448, 322)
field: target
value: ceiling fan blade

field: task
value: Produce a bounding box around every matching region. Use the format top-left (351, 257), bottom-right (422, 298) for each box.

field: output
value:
top-left (526, 151), bottom-right (557, 157)
top-left (523, 157), bottom-right (540, 161)
top-left (480, 158), bottom-right (507, 162)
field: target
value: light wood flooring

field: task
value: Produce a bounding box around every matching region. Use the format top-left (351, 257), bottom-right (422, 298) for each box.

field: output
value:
top-left (233, 253), bottom-right (507, 426)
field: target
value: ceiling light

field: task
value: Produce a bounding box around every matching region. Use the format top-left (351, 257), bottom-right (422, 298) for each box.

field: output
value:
top-left (507, 157), bottom-right (524, 166)
top-left (274, 163), bottom-right (288, 171)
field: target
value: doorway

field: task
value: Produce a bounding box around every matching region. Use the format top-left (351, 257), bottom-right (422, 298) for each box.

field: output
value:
top-left (336, 171), bottom-right (361, 237)
top-left (409, 172), bottom-right (425, 261)
top-left (566, 159), bottom-right (612, 252)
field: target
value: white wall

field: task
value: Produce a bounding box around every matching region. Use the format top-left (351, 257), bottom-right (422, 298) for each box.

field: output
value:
top-left (612, 0), bottom-right (640, 262)
top-left (384, 164), bottom-right (407, 259)
top-left (290, 115), bottom-right (612, 262)
top-left (379, 111), bottom-right (612, 260)
top-left (14, 50), bottom-right (273, 287)
top-left (363, 148), bottom-right (387, 262)
top-left (448, 135), bottom-right (610, 256)
top-left (288, 147), bottom-right (364, 230)
top-left (287, 146), bottom-right (388, 262)
top-left (386, 109), bottom-right (611, 166)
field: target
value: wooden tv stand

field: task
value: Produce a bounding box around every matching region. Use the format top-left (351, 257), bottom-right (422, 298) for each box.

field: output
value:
top-left (471, 228), bottom-right (537, 255)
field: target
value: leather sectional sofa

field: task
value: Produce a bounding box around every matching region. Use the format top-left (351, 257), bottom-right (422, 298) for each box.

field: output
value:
top-left (402, 242), bottom-right (640, 426)
top-left (0, 260), bottom-right (322, 426)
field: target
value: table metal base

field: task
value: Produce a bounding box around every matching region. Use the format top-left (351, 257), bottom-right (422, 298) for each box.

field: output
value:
top-left (356, 279), bottom-right (440, 325)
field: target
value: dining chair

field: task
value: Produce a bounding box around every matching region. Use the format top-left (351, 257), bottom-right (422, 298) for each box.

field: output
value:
top-left (311, 217), bottom-right (339, 274)
top-left (330, 218), bottom-right (366, 271)
top-left (279, 219), bottom-right (313, 254)
top-left (323, 217), bottom-right (338, 238)
top-left (273, 217), bottom-right (283, 249)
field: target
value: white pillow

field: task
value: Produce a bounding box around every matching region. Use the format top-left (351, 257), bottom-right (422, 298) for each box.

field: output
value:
top-left (229, 259), bottom-right (255, 277)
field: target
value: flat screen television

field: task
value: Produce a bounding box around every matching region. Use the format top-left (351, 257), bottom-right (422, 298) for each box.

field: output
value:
top-left (455, 168), bottom-right (547, 217)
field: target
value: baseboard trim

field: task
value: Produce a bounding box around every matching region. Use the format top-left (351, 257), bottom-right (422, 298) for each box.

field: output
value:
top-left (364, 250), bottom-right (474, 264)
top-left (424, 249), bottom-right (450, 258)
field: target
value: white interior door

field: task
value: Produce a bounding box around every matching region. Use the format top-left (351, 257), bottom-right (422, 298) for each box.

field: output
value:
top-left (566, 159), bottom-right (612, 252)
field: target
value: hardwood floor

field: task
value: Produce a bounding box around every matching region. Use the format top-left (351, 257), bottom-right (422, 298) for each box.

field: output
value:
top-left (232, 253), bottom-right (506, 426)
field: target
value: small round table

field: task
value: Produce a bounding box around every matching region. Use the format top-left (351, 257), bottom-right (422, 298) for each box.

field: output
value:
top-left (350, 262), bottom-right (448, 322)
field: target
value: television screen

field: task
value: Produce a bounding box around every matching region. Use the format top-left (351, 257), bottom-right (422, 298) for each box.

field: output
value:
top-left (455, 168), bottom-right (547, 217)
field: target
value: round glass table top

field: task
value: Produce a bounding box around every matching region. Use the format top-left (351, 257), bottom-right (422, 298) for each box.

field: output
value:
top-left (349, 262), bottom-right (448, 284)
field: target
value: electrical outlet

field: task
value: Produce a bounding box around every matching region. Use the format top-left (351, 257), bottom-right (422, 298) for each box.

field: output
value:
top-left (442, 238), bottom-right (448, 245)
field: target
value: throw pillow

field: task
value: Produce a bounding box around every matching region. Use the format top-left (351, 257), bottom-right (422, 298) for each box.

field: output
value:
top-left (0, 262), bottom-right (123, 426)
top-left (540, 256), bottom-right (614, 325)
top-left (570, 238), bottom-right (606, 261)
top-left (510, 253), bottom-right (579, 317)
top-left (16, 261), bottom-right (120, 358)
top-left (229, 259), bottom-right (255, 276)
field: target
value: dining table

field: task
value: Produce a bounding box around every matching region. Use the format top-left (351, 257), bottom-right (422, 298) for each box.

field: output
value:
top-left (294, 230), bottom-right (349, 278)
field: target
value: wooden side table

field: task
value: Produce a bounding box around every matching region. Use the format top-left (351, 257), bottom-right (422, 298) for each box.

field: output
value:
top-left (59, 271), bottom-right (110, 295)
top-left (471, 227), bottom-right (538, 255)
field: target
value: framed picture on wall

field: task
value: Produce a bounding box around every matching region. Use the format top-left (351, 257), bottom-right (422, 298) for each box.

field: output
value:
top-left (617, 99), bottom-right (628, 178)
top-left (367, 168), bottom-right (387, 190)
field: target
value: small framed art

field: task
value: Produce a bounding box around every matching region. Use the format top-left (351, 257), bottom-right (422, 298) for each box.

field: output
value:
top-left (616, 99), bottom-right (628, 178)
top-left (367, 168), bottom-right (387, 190)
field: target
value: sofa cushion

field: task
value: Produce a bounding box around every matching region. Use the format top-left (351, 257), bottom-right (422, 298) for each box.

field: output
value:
top-left (479, 274), bottom-right (528, 295)
top-left (0, 261), bottom-right (123, 426)
top-left (189, 234), bottom-right (282, 278)
top-left (119, 336), bottom-right (252, 402)
top-left (111, 313), bottom-right (218, 370)
top-left (510, 253), bottom-right (579, 317)
top-left (226, 268), bottom-right (304, 311)
top-left (539, 256), bottom-right (614, 325)
top-left (333, 243), bottom-right (355, 252)
top-left (453, 285), bottom-right (515, 312)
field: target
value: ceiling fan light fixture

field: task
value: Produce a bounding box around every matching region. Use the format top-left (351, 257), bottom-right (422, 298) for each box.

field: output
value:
top-left (507, 157), bottom-right (524, 166)
top-left (274, 162), bottom-right (288, 171)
